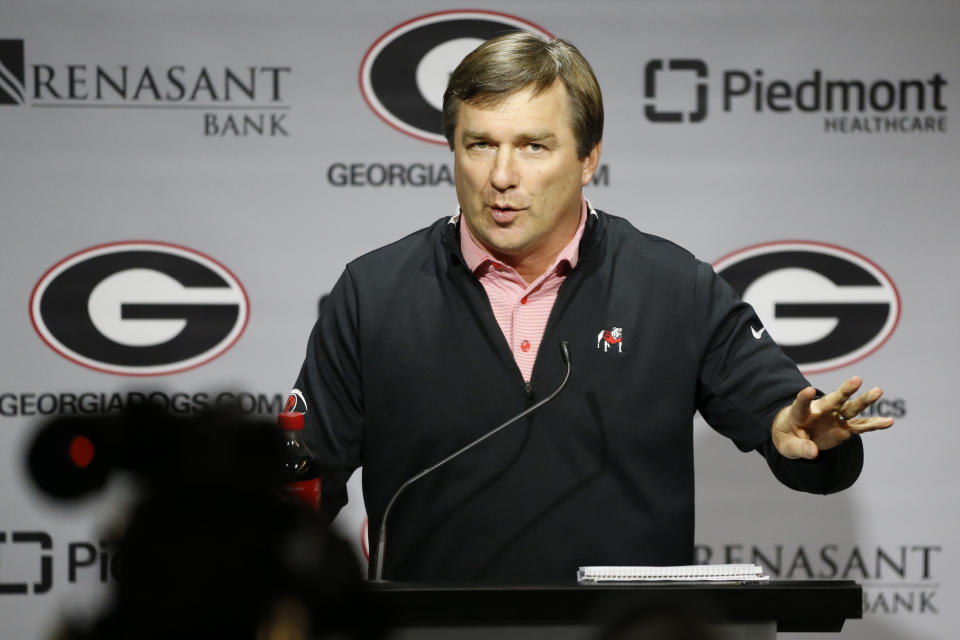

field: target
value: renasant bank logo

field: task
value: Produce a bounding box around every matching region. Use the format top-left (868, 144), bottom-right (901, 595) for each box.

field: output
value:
top-left (643, 57), bottom-right (949, 134)
top-left (0, 40), bottom-right (26, 105)
top-left (696, 542), bottom-right (942, 616)
top-left (0, 38), bottom-right (292, 137)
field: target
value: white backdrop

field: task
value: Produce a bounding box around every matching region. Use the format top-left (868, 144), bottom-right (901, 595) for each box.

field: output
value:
top-left (1, 1), bottom-right (957, 638)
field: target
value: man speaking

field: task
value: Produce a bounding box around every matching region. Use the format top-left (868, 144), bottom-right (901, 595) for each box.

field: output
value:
top-left (288, 32), bottom-right (892, 583)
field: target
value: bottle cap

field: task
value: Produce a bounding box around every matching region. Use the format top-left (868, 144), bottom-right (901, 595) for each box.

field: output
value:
top-left (278, 411), bottom-right (305, 431)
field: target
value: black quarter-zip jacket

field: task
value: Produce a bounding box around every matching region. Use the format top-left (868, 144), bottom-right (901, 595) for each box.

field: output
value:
top-left (291, 209), bottom-right (862, 583)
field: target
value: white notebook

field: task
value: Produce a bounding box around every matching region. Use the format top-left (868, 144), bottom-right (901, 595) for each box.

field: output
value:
top-left (577, 563), bottom-right (769, 584)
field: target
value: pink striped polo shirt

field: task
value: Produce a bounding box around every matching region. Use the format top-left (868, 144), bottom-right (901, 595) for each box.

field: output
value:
top-left (459, 198), bottom-right (589, 382)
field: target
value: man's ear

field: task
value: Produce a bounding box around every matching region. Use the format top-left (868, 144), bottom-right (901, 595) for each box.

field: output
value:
top-left (580, 141), bottom-right (603, 186)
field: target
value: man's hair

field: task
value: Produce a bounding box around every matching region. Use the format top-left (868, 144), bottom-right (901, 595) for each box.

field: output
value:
top-left (442, 32), bottom-right (603, 159)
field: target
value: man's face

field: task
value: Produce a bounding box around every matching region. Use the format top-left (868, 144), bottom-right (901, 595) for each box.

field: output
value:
top-left (453, 80), bottom-right (601, 271)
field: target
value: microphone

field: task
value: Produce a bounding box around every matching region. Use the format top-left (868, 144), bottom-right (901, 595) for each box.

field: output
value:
top-left (372, 340), bottom-right (572, 582)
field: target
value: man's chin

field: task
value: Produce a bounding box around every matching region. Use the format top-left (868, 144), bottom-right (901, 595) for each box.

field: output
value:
top-left (482, 238), bottom-right (533, 261)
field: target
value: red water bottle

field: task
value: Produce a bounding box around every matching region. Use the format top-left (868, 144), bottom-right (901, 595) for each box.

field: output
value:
top-left (277, 411), bottom-right (321, 510)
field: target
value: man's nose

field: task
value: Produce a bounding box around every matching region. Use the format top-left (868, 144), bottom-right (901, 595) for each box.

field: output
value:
top-left (489, 148), bottom-right (517, 191)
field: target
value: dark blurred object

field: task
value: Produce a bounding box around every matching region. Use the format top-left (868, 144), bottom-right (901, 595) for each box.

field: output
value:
top-left (595, 600), bottom-right (720, 640)
top-left (27, 413), bottom-right (120, 500)
top-left (28, 405), bottom-right (282, 501)
top-left (27, 404), bottom-right (386, 640)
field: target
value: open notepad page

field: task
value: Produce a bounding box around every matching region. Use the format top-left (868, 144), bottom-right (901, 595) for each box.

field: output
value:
top-left (577, 564), bottom-right (769, 583)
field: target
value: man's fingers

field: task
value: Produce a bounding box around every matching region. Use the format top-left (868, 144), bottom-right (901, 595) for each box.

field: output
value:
top-left (845, 416), bottom-right (895, 433)
top-left (816, 377), bottom-right (863, 413)
top-left (789, 386), bottom-right (817, 423)
top-left (839, 387), bottom-right (883, 420)
top-left (779, 434), bottom-right (818, 460)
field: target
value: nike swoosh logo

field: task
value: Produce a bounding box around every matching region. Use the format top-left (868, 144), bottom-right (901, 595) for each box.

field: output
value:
top-left (751, 326), bottom-right (766, 340)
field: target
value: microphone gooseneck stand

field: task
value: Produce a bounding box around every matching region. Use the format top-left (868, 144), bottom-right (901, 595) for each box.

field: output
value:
top-left (372, 340), bottom-right (572, 582)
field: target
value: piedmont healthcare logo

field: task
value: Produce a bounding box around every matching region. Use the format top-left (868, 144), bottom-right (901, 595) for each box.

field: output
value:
top-left (0, 531), bottom-right (121, 596)
top-left (714, 241), bottom-right (900, 374)
top-left (30, 241), bottom-right (249, 376)
top-left (359, 10), bottom-right (553, 145)
top-left (0, 38), bottom-right (291, 137)
top-left (0, 532), bottom-right (52, 595)
top-left (644, 58), bottom-right (948, 133)
top-left (644, 59), bottom-right (708, 123)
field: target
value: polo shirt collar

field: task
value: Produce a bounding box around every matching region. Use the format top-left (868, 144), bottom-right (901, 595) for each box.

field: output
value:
top-left (455, 197), bottom-right (593, 275)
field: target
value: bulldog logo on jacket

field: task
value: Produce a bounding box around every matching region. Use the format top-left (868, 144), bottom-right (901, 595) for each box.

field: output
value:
top-left (597, 327), bottom-right (624, 353)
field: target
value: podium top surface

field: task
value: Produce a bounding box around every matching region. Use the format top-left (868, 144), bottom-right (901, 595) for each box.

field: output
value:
top-left (371, 580), bottom-right (862, 633)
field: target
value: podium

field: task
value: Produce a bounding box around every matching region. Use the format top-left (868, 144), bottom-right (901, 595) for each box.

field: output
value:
top-left (372, 581), bottom-right (862, 639)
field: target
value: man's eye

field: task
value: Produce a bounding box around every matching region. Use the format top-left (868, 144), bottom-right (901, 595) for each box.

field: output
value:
top-left (527, 143), bottom-right (544, 152)
top-left (471, 142), bottom-right (490, 149)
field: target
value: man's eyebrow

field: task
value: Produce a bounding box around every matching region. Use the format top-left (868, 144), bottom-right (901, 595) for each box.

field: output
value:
top-left (461, 129), bottom-right (488, 142)
top-left (460, 129), bottom-right (558, 143)
top-left (520, 131), bottom-right (556, 142)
